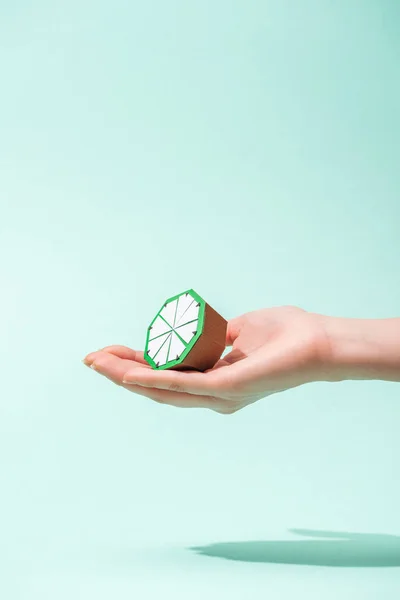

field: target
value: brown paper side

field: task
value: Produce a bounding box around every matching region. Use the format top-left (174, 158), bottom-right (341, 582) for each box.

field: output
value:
top-left (174, 302), bottom-right (227, 372)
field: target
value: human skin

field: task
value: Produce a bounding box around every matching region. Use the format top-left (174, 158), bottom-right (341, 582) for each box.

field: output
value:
top-left (82, 306), bottom-right (400, 414)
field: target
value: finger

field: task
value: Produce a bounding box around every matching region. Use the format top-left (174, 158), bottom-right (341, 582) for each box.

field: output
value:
top-left (86, 350), bottom-right (150, 385)
top-left (87, 351), bottom-right (237, 412)
top-left (83, 351), bottom-right (102, 365)
top-left (100, 345), bottom-right (147, 364)
top-left (83, 346), bottom-right (146, 366)
top-left (121, 383), bottom-right (219, 410)
top-left (122, 363), bottom-right (241, 397)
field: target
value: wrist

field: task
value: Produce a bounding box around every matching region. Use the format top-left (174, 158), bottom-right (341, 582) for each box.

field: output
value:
top-left (314, 315), bottom-right (400, 383)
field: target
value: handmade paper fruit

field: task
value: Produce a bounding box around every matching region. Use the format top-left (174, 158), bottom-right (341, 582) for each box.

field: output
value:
top-left (144, 289), bottom-right (227, 371)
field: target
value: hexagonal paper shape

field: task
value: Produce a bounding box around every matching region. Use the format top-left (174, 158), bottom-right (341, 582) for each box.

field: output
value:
top-left (144, 289), bottom-right (227, 371)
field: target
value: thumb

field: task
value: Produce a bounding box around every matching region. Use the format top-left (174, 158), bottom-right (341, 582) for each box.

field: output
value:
top-left (225, 316), bottom-right (244, 347)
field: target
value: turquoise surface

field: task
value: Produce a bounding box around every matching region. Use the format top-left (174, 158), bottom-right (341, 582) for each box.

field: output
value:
top-left (1, 1), bottom-right (399, 598)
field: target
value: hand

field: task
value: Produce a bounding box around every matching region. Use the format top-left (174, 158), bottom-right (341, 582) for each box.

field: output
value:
top-left (83, 306), bottom-right (332, 414)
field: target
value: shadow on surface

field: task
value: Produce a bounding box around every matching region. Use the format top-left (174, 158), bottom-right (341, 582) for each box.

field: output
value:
top-left (189, 529), bottom-right (400, 567)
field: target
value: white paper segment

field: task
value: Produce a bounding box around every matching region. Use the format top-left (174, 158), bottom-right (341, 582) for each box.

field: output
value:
top-left (175, 300), bottom-right (199, 327)
top-left (147, 332), bottom-right (170, 359)
top-left (160, 299), bottom-right (178, 327)
top-left (174, 321), bottom-right (197, 344)
top-left (154, 334), bottom-right (171, 366)
top-left (167, 332), bottom-right (186, 361)
top-left (174, 293), bottom-right (194, 327)
top-left (149, 316), bottom-right (171, 340)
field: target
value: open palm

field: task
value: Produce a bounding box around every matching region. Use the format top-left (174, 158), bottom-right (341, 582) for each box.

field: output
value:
top-left (83, 306), bottom-right (330, 414)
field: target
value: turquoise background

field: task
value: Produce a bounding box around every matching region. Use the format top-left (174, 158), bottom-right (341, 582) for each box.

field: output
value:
top-left (1, 1), bottom-right (399, 598)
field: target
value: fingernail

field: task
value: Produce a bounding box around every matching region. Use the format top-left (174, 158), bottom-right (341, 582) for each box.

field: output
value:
top-left (90, 363), bottom-right (98, 370)
top-left (122, 379), bottom-right (135, 384)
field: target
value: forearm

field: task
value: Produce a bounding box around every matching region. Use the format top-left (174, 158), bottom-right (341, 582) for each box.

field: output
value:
top-left (317, 316), bottom-right (400, 383)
